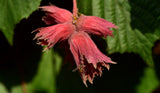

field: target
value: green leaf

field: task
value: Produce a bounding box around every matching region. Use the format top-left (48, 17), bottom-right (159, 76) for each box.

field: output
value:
top-left (77, 0), bottom-right (92, 15)
top-left (11, 83), bottom-right (34, 93)
top-left (10, 50), bottom-right (56, 93)
top-left (53, 51), bottom-right (63, 75)
top-left (104, 0), bottom-right (159, 66)
top-left (0, 83), bottom-right (8, 93)
top-left (129, 0), bottom-right (160, 34)
top-left (11, 85), bottom-right (25, 93)
top-left (92, 0), bottom-right (104, 18)
top-left (78, 0), bottom-right (159, 66)
top-left (9, 49), bottom-right (62, 93)
top-left (0, 0), bottom-right (41, 45)
top-left (154, 29), bottom-right (160, 38)
top-left (136, 67), bottom-right (159, 93)
top-left (31, 49), bottom-right (62, 93)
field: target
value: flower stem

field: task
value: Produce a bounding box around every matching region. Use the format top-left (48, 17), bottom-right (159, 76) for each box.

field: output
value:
top-left (73, 0), bottom-right (78, 17)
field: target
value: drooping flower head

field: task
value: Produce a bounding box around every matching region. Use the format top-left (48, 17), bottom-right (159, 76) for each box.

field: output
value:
top-left (33, 0), bottom-right (117, 86)
top-left (69, 32), bottom-right (116, 86)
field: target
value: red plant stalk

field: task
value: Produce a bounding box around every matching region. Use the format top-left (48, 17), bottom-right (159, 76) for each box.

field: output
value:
top-left (73, 0), bottom-right (78, 18)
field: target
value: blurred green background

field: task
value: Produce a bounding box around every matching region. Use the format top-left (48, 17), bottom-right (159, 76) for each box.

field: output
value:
top-left (0, 0), bottom-right (160, 93)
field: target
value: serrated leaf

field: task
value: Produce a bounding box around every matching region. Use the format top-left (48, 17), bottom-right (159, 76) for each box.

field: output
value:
top-left (92, 0), bottom-right (104, 18)
top-left (77, 0), bottom-right (92, 15)
top-left (0, 0), bottom-right (41, 45)
top-left (78, 0), bottom-right (159, 66)
top-left (104, 0), bottom-right (159, 66)
top-left (136, 67), bottom-right (159, 93)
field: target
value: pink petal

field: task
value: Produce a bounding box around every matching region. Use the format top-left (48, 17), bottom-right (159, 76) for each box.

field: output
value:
top-left (33, 23), bottom-right (75, 51)
top-left (42, 15), bottom-right (56, 25)
top-left (69, 31), bottom-right (116, 86)
top-left (77, 15), bottom-right (117, 37)
top-left (40, 5), bottom-right (73, 24)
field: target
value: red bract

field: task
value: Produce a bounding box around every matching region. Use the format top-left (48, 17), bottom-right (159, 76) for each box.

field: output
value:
top-left (40, 5), bottom-right (73, 24)
top-left (77, 15), bottom-right (117, 37)
top-left (69, 32), bottom-right (116, 86)
top-left (33, 24), bottom-right (75, 51)
top-left (33, 0), bottom-right (117, 87)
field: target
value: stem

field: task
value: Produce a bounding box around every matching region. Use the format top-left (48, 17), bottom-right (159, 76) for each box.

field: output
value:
top-left (73, 0), bottom-right (78, 17)
top-left (22, 80), bottom-right (27, 93)
top-left (19, 64), bottom-right (27, 93)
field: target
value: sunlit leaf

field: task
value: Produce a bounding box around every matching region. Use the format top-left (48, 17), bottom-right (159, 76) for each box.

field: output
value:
top-left (78, 0), bottom-right (159, 66)
top-left (0, 83), bottom-right (8, 93)
top-left (0, 0), bottom-right (41, 45)
top-left (11, 85), bottom-right (24, 93)
top-left (104, 0), bottom-right (159, 66)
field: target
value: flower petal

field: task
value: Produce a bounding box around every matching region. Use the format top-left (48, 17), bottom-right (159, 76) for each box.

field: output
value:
top-left (42, 15), bottom-right (56, 25)
top-left (40, 5), bottom-right (73, 24)
top-left (33, 23), bottom-right (75, 51)
top-left (69, 31), bottom-right (116, 86)
top-left (77, 15), bottom-right (117, 37)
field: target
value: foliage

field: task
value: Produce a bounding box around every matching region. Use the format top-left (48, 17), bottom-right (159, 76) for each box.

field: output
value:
top-left (0, 0), bottom-right (41, 45)
top-left (0, 0), bottom-right (159, 93)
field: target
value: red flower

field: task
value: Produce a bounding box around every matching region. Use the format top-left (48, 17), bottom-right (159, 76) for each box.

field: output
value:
top-left (69, 32), bottom-right (116, 86)
top-left (33, 0), bottom-right (117, 86)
